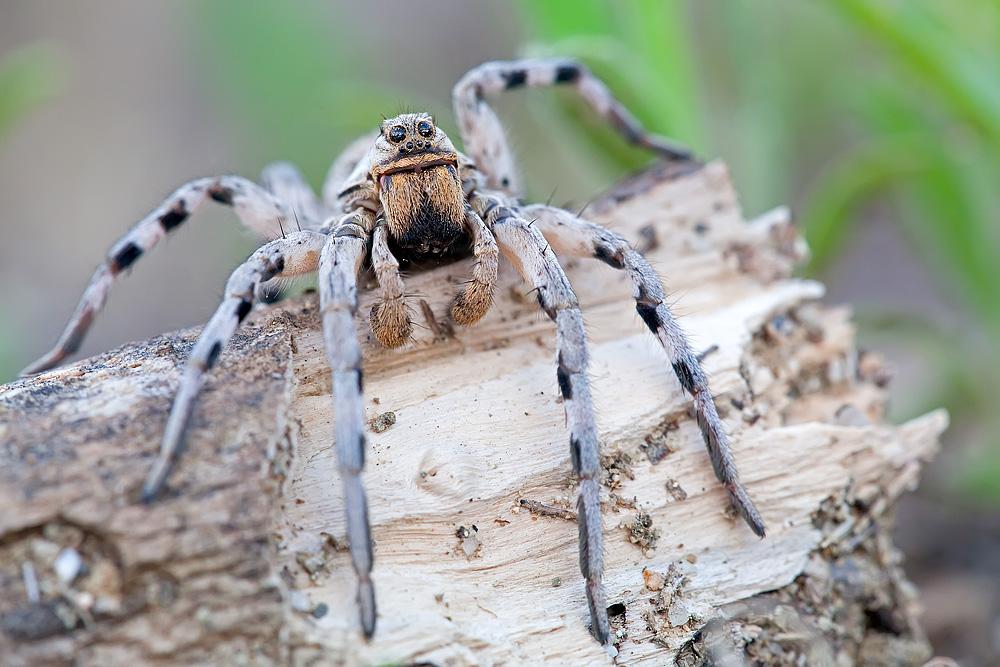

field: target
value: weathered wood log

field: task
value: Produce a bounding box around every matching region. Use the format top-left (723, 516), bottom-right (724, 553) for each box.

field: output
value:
top-left (0, 161), bottom-right (946, 666)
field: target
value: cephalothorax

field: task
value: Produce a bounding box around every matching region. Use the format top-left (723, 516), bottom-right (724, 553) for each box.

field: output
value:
top-left (23, 59), bottom-right (765, 645)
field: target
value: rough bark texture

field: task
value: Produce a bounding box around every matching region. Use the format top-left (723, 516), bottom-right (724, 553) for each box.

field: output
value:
top-left (0, 161), bottom-right (946, 666)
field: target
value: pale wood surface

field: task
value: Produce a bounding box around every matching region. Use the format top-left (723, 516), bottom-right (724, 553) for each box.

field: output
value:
top-left (0, 161), bottom-right (946, 666)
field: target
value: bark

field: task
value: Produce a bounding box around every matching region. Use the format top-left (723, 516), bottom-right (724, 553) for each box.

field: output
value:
top-left (0, 161), bottom-right (947, 666)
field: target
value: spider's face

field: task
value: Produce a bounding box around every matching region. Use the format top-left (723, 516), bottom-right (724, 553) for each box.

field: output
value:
top-left (370, 113), bottom-right (459, 179)
top-left (370, 113), bottom-right (466, 257)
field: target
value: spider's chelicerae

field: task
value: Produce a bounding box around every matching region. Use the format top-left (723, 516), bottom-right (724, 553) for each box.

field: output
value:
top-left (23, 59), bottom-right (765, 645)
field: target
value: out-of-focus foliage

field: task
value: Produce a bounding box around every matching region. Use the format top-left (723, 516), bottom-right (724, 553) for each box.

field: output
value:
top-left (186, 0), bottom-right (998, 502)
top-left (0, 44), bottom-right (64, 379)
top-left (0, 44), bottom-right (63, 142)
top-left (189, 1), bottom-right (438, 187)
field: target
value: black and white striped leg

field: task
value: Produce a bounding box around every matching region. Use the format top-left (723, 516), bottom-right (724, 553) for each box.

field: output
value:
top-left (141, 230), bottom-right (328, 501)
top-left (453, 58), bottom-right (692, 194)
top-left (523, 204), bottom-right (766, 537)
top-left (318, 209), bottom-right (377, 638)
top-left (260, 161), bottom-right (330, 229)
top-left (490, 210), bottom-right (609, 645)
top-left (21, 176), bottom-right (296, 376)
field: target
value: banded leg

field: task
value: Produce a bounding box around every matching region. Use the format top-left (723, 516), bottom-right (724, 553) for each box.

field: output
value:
top-left (523, 204), bottom-right (766, 537)
top-left (21, 176), bottom-right (296, 375)
top-left (323, 132), bottom-right (378, 209)
top-left (141, 230), bottom-right (328, 500)
top-left (453, 58), bottom-right (692, 194)
top-left (490, 210), bottom-right (609, 644)
top-left (260, 161), bottom-right (330, 229)
top-left (450, 208), bottom-right (499, 326)
top-left (369, 216), bottom-right (412, 348)
top-left (318, 210), bottom-right (377, 637)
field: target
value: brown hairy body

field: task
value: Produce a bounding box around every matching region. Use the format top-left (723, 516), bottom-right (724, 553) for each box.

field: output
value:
top-left (378, 164), bottom-right (466, 257)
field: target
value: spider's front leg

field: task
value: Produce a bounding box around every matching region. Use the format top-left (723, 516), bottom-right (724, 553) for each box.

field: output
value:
top-left (142, 230), bottom-right (329, 500)
top-left (318, 209), bottom-right (378, 637)
top-left (21, 176), bottom-right (298, 375)
top-left (450, 207), bottom-right (499, 326)
top-left (369, 216), bottom-right (412, 348)
top-left (453, 57), bottom-right (691, 194)
top-left (522, 204), bottom-right (766, 537)
top-left (487, 206), bottom-right (610, 644)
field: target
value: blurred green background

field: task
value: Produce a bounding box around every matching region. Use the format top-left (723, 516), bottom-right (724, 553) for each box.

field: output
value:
top-left (1, 1), bottom-right (998, 662)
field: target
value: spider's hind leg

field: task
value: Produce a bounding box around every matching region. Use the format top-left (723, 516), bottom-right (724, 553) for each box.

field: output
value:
top-left (523, 204), bottom-right (766, 537)
top-left (453, 58), bottom-right (691, 194)
top-left (260, 161), bottom-right (330, 229)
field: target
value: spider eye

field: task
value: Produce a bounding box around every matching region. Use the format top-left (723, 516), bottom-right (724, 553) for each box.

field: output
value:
top-left (417, 120), bottom-right (434, 138)
top-left (388, 125), bottom-right (406, 143)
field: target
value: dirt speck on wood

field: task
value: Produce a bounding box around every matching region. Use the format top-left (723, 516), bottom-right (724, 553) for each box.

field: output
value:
top-left (455, 525), bottom-right (482, 558)
top-left (622, 510), bottom-right (661, 554)
top-left (641, 417), bottom-right (680, 464)
top-left (665, 478), bottom-right (688, 502)
top-left (518, 498), bottom-right (577, 521)
top-left (601, 450), bottom-right (636, 490)
top-left (368, 411), bottom-right (397, 433)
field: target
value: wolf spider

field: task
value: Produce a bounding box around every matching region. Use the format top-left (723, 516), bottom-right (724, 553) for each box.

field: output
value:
top-left (23, 59), bottom-right (765, 645)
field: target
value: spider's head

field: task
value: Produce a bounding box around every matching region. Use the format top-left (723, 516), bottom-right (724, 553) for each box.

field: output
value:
top-left (370, 113), bottom-right (459, 180)
top-left (370, 113), bottom-right (466, 257)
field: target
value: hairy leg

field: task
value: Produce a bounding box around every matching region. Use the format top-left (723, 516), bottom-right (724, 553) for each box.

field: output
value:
top-left (490, 209), bottom-right (609, 644)
top-left (523, 204), bottom-right (766, 537)
top-left (369, 216), bottom-right (412, 348)
top-left (22, 176), bottom-right (297, 375)
top-left (322, 131), bottom-right (379, 210)
top-left (450, 208), bottom-right (499, 326)
top-left (141, 230), bottom-right (328, 500)
top-left (453, 58), bottom-right (691, 194)
top-left (260, 161), bottom-right (330, 229)
top-left (318, 209), bottom-right (378, 637)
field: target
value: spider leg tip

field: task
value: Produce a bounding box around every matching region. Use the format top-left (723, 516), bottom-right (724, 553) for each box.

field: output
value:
top-left (139, 475), bottom-right (167, 505)
top-left (19, 357), bottom-right (54, 377)
top-left (591, 623), bottom-right (610, 646)
top-left (745, 513), bottom-right (766, 538)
